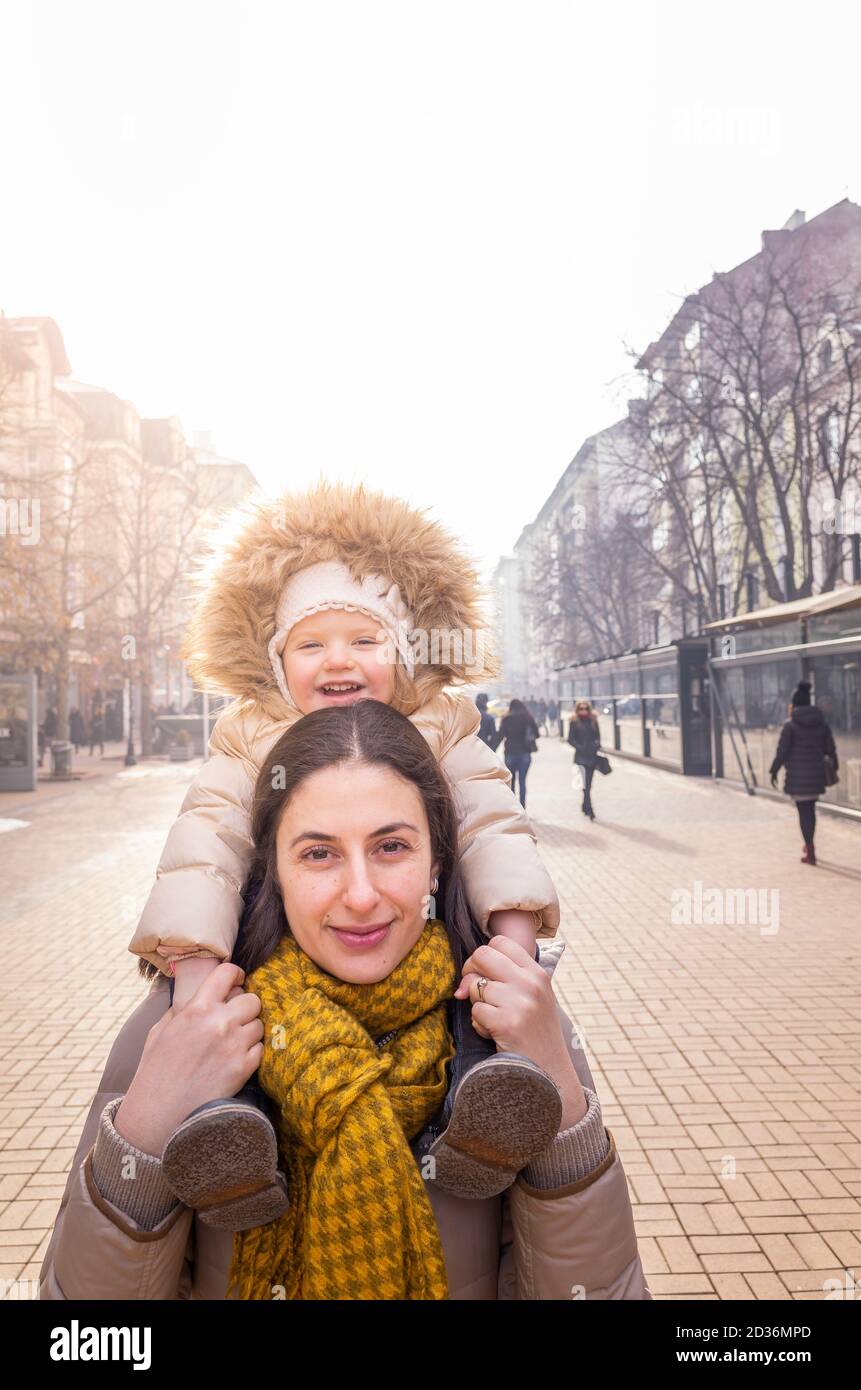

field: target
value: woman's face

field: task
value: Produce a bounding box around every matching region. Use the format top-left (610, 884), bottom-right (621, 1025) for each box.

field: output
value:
top-left (576, 703), bottom-right (590, 717)
top-left (274, 760), bottom-right (440, 984)
top-left (281, 610), bottom-right (396, 714)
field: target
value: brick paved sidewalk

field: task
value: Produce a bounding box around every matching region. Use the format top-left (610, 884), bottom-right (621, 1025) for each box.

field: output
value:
top-left (0, 741), bottom-right (859, 1298)
top-left (534, 737), bottom-right (861, 1300)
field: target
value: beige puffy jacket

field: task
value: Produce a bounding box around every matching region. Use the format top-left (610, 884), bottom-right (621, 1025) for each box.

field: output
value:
top-left (39, 967), bottom-right (650, 1301)
top-left (130, 481), bottom-right (561, 969)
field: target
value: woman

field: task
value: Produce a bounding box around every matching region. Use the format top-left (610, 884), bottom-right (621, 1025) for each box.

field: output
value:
top-left (568, 699), bottom-right (602, 821)
top-left (69, 706), bottom-right (86, 754)
top-left (494, 697), bottom-right (540, 809)
top-left (769, 680), bottom-right (838, 866)
top-left (39, 701), bottom-right (648, 1300)
top-left (89, 702), bottom-right (105, 757)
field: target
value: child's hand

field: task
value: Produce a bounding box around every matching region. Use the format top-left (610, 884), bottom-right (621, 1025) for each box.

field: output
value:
top-left (171, 955), bottom-right (222, 1012)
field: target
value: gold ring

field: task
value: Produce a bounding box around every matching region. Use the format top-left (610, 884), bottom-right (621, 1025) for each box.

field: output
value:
top-left (475, 976), bottom-right (488, 1003)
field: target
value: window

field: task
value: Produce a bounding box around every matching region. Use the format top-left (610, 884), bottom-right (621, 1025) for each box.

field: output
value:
top-left (718, 583), bottom-right (728, 619)
top-left (818, 339), bottom-right (833, 373)
top-left (683, 320), bottom-right (701, 353)
top-left (780, 555), bottom-right (793, 599)
top-left (744, 572), bottom-right (758, 612)
top-left (819, 410), bottom-right (841, 468)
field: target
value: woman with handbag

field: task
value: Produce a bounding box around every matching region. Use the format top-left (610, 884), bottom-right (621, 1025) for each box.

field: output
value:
top-left (769, 680), bottom-right (838, 866)
top-left (494, 698), bottom-right (540, 809)
top-left (567, 699), bottom-right (606, 821)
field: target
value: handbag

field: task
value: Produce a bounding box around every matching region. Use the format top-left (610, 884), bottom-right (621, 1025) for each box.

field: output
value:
top-left (824, 753), bottom-right (839, 787)
top-left (595, 754), bottom-right (612, 776)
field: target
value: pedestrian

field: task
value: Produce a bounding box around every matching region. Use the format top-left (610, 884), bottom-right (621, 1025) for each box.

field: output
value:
top-left (537, 697), bottom-right (548, 735)
top-left (769, 680), bottom-right (838, 866)
top-left (89, 703), bottom-right (105, 757)
top-left (69, 707), bottom-right (85, 753)
top-left (495, 697), bottom-right (540, 809)
top-left (547, 698), bottom-right (559, 738)
top-left (40, 701), bottom-right (649, 1302)
top-left (105, 699), bottom-right (121, 741)
top-left (475, 692), bottom-right (497, 748)
top-left (568, 698), bottom-right (602, 821)
top-left (123, 481), bottom-right (562, 1222)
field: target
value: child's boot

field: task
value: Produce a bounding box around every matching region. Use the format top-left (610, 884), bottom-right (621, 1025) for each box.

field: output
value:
top-left (426, 1052), bottom-right (563, 1200)
top-left (161, 1086), bottom-right (289, 1231)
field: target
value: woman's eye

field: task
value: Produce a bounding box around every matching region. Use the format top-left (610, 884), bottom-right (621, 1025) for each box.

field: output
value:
top-left (378, 839), bottom-right (409, 854)
top-left (302, 846), bottom-right (332, 862)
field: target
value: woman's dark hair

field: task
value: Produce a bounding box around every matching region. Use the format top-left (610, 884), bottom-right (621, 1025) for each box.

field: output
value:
top-left (508, 698), bottom-right (528, 717)
top-left (791, 680), bottom-right (812, 708)
top-left (139, 700), bottom-right (482, 983)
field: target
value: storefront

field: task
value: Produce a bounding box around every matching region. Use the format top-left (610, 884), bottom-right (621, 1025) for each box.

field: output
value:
top-left (706, 584), bottom-right (861, 817)
top-left (556, 637), bottom-right (711, 775)
top-left (0, 672), bottom-right (38, 792)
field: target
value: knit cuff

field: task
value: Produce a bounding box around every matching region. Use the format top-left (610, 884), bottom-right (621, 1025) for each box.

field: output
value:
top-left (522, 1087), bottom-right (611, 1189)
top-left (90, 1098), bottom-right (182, 1230)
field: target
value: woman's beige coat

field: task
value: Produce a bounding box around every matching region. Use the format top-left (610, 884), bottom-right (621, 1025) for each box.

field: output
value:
top-left (130, 482), bottom-right (559, 968)
top-left (39, 970), bottom-right (650, 1302)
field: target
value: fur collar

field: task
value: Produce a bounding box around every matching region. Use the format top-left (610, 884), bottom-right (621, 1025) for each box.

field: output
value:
top-left (180, 479), bottom-right (499, 717)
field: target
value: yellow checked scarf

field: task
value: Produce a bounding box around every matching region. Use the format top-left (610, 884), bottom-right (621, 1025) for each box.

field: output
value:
top-left (227, 919), bottom-right (456, 1301)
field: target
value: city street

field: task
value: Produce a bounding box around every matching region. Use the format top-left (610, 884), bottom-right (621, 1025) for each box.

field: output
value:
top-left (1, 737), bottom-right (860, 1299)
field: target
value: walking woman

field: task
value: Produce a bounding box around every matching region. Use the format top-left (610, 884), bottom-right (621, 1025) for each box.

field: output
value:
top-left (769, 680), bottom-right (838, 865)
top-left (88, 702), bottom-right (105, 757)
top-left (40, 701), bottom-right (648, 1300)
top-left (494, 698), bottom-right (540, 809)
top-left (568, 699), bottom-right (601, 821)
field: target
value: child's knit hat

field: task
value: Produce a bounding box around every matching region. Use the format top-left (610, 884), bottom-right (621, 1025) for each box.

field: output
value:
top-left (268, 559), bottom-right (416, 705)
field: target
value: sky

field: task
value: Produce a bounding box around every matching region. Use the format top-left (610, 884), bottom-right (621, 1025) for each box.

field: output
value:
top-left (2, 0), bottom-right (860, 583)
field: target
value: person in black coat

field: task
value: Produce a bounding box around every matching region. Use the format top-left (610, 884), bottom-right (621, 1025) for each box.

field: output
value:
top-left (568, 699), bottom-right (602, 820)
top-left (474, 692), bottom-right (497, 749)
top-left (69, 707), bottom-right (86, 753)
top-left (89, 703), bottom-right (105, 757)
top-left (769, 680), bottom-right (838, 866)
top-left (494, 697), bottom-right (539, 808)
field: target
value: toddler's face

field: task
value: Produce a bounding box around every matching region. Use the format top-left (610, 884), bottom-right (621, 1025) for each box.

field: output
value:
top-left (282, 609), bottom-right (396, 713)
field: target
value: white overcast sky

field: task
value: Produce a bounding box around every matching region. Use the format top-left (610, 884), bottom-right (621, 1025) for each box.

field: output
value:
top-left (2, 0), bottom-right (859, 581)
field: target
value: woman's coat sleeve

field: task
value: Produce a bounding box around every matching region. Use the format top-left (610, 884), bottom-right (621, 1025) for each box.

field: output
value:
top-left (507, 1135), bottom-right (650, 1299)
top-left (769, 721), bottom-right (793, 777)
top-left (438, 697), bottom-right (560, 938)
top-left (504, 1009), bottom-right (650, 1300)
top-left (39, 980), bottom-right (194, 1301)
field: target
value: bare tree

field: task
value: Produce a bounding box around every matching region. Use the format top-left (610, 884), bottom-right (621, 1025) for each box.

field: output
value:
top-left (627, 228), bottom-right (861, 625)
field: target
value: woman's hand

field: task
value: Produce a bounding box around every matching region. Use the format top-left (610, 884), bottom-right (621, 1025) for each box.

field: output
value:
top-left (454, 938), bottom-right (588, 1128)
top-left (114, 963), bottom-right (264, 1157)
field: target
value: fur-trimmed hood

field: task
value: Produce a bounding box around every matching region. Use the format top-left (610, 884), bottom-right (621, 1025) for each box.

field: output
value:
top-left (180, 479), bottom-right (499, 719)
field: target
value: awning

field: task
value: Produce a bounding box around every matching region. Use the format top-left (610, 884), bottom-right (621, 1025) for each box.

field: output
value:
top-left (704, 583), bottom-right (861, 633)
